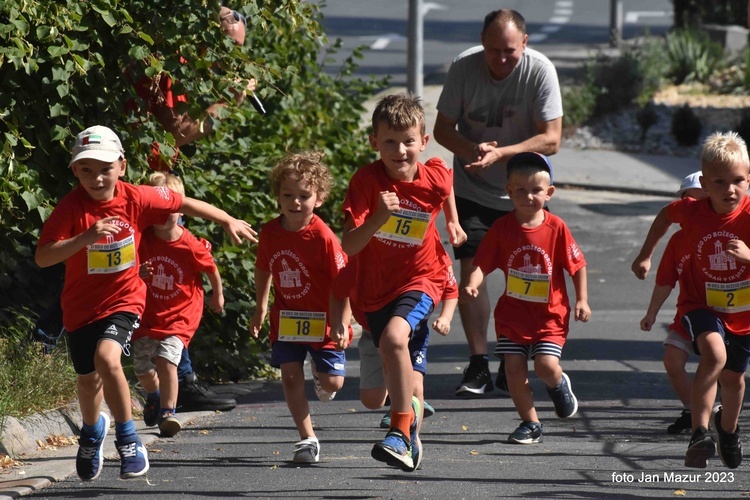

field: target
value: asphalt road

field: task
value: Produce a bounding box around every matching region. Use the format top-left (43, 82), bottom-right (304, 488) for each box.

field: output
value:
top-left (25, 188), bottom-right (749, 499)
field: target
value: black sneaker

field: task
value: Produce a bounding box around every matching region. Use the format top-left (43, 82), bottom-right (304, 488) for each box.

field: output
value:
top-left (455, 361), bottom-right (494, 398)
top-left (177, 373), bottom-right (237, 412)
top-left (507, 421), bottom-right (543, 444)
top-left (495, 361), bottom-right (511, 397)
top-left (143, 395), bottom-right (160, 427)
top-left (547, 372), bottom-right (578, 418)
top-left (714, 405), bottom-right (742, 469)
top-left (684, 426), bottom-right (716, 468)
top-left (667, 409), bottom-right (692, 435)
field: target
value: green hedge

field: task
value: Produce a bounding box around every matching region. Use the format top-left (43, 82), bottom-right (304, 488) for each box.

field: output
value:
top-left (0, 0), bottom-right (383, 380)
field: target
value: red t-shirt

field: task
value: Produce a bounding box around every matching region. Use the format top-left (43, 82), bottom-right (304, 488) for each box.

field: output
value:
top-left (667, 196), bottom-right (750, 335)
top-left (654, 230), bottom-right (691, 340)
top-left (473, 211), bottom-right (586, 346)
top-left (343, 158), bottom-right (452, 311)
top-left (38, 182), bottom-right (182, 332)
top-left (255, 215), bottom-right (350, 348)
top-left (135, 226), bottom-right (217, 346)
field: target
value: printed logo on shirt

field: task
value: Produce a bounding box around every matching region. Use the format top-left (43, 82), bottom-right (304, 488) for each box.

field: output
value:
top-left (695, 231), bottom-right (745, 282)
top-left (146, 256), bottom-right (185, 301)
top-left (335, 251), bottom-right (346, 271)
top-left (268, 250), bottom-right (312, 300)
top-left (153, 186), bottom-right (172, 201)
top-left (104, 324), bottom-right (119, 336)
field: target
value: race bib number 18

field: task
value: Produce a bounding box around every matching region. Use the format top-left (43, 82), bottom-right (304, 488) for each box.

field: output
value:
top-left (278, 310), bottom-right (326, 342)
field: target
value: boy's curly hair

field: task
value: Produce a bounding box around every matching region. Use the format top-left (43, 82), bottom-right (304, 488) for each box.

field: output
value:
top-left (371, 92), bottom-right (425, 136)
top-left (270, 151), bottom-right (333, 202)
top-left (147, 171), bottom-right (185, 195)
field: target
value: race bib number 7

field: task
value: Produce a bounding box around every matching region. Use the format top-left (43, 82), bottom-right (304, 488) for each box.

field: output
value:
top-left (506, 269), bottom-right (550, 303)
top-left (375, 209), bottom-right (430, 245)
top-left (278, 310), bottom-right (326, 342)
top-left (706, 281), bottom-right (750, 313)
top-left (87, 235), bottom-right (136, 274)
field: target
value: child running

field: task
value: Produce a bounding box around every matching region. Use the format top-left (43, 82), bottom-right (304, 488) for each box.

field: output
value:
top-left (462, 152), bottom-right (590, 444)
top-left (35, 125), bottom-right (256, 481)
top-left (134, 172), bottom-right (224, 438)
top-left (249, 151), bottom-right (351, 464)
top-left (632, 132), bottom-right (750, 469)
top-left (341, 92), bottom-right (452, 471)
top-left (639, 172), bottom-right (707, 434)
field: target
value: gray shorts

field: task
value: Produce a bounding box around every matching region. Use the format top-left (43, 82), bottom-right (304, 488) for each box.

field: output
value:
top-left (132, 336), bottom-right (184, 375)
top-left (663, 330), bottom-right (692, 355)
top-left (358, 330), bottom-right (384, 390)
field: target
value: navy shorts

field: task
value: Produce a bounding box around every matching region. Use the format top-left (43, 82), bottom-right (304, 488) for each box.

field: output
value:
top-left (682, 309), bottom-right (750, 373)
top-left (365, 291), bottom-right (434, 348)
top-left (270, 341), bottom-right (347, 376)
top-left (453, 196), bottom-right (509, 260)
top-left (67, 312), bottom-right (138, 375)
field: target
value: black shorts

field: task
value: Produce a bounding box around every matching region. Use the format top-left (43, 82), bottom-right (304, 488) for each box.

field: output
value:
top-left (67, 312), bottom-right (139, 375)
top-left (364, 291), bottom-right (434, 348)
top-left (453, 196), bottom-right (510, 260)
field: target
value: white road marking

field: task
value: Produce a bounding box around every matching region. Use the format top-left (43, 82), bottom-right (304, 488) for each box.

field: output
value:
top-left (624, 11), bottom-right (671, 23)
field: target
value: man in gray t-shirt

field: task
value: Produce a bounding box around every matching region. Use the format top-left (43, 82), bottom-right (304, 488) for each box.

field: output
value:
top-left (434, 9), bottom-right (563, 399)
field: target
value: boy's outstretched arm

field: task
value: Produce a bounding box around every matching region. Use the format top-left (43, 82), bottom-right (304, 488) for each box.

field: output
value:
top-left (443, 187), bottom-right (467, 247)
top-left (205, 268), bottom-right (224, 314)
top-left (181, 197), bottom-right (258, 245)
top-left (640, 284), bottom-right (672, 331)
top-left (328, 293), bottom-right (352, 351)
top-left (249, 268), bottom-right (272, 338)
top-left (572, 267), bottom-right (591, 322)
top-left (36, 216), bottom-right (122, 268)
top-left (631, 206), bottom-right (672, 280)
top-left (432, 297), bottom-right (458, 335)
top-left (341, 191), bottom-right (399, 256)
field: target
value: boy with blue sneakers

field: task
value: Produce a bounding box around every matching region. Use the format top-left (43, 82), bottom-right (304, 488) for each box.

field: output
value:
top-left (35, 125), bottom-right (256, 480)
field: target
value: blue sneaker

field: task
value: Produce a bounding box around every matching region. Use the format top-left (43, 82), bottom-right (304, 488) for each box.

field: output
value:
top-left (76, 413), bottom-right (110, 481)
top-left (408, 396), bottom-right (422, 471)
top-left (423, 400), bottom-right (435, 418)
top-left (143, 395), bottom-right (160, 427)
top-left (115, 437), bottom-right (149, 479)
top-left (371, 429), bottom-right (413, 471)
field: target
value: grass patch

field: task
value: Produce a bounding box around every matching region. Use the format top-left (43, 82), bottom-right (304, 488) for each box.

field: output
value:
top-left (0, 308), bottom-right (77, 419)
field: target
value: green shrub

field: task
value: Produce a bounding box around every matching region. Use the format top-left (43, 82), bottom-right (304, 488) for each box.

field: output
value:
top-left (674, 0), bottom-right (747, 27)
top-left (0, 0), bottom-right (383, 380)
top-left (636, 102), bottom-right (658, 142)
top-left (671, 104), bottom-right (703, 145)
top-left (666, 29), bottom-right (725, 84)
top-left (592, 51), bottom-right (643, 116)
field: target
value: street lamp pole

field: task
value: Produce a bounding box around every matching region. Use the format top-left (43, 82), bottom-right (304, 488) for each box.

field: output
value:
top-left (407, 0), bottom-right (423, 97)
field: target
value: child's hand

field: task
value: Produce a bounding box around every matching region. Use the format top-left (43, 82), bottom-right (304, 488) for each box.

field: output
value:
top-left (222, 217), bottom-right (258, 245)
top-left (139, 262), bottom-right (154, 280)
top-left (574, 300), bottom-right (591, 322)
top-left (432, 317), bottom-right (451, 336)
top-left (460, 286), bottom-right (479, 303)
top-left (631, 257), bottom-right (650, 280)
top-left (726, 239), bottom-right (750, 263)
top-left (640, 313), bottom-right (656, 332)
top-left (249, 310), bottom-right (264, 338)
top-left (330, 324), bottom-right (349, 351)
top-left (209, 292), bottom-right (225, 314)
top-left (84, 216), bottom-right (122, 244)
top-left (446, 220), bottom-right (467, 247)
top-left (376, 191), bottom-right (401, 221)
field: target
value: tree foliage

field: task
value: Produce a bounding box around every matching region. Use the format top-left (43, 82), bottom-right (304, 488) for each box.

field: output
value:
top-left (0, 0), bottom-right (383, 380)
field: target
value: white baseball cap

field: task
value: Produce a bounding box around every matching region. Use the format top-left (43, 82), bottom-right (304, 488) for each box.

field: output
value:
top-left (69, 125), bottom-right (125, 166)
top-left (676, 171), bottom-right (702, 197)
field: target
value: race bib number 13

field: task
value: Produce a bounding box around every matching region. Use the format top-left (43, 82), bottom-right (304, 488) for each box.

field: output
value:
top-left (278, 310), bottom-right (326, 342)
top-left (87, 235), bottom-right (136, 274)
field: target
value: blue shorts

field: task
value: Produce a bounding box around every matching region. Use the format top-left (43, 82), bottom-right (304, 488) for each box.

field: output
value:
top-left (682, 309), bottom-right (750, 373)
top-left (365, 291), bottom-right (434, 348)
top-left (270, 341), bottom-right (346, 376)
top-left (67, 312), bottom-right (138, 375)
top-left (494, 337), bottom-right (563, 360)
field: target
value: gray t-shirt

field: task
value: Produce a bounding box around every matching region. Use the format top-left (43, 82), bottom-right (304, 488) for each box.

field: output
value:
top-left (437, 46), bottom-right (563, 211)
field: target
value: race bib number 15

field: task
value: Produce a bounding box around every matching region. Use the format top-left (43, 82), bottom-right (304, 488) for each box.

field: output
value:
top-left (375, 209), bottom-right (429, 245)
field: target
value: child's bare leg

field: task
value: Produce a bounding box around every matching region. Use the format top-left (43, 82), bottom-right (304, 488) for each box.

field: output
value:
top-left (136, 370), bottom-right (159, 395)
top-left (77, 373), bottom-right (104, 426)
top-left (505, 354), bottom-right (537, 423)
top-left (155, 357), bottom-right (178, 410)
top-left (412, 371), bottom-right (425, 433)
top-left (692, 332), bottom-right (725, 430)
top-left (361, 387), bottom-right (389, 409)
top-left (379, 317), bottom-right (414, 432)
top-left (534, 354), bottom-right (563, 389)
top-left (717, 369), bottom-right (745, 432)
top-left (94, 339), bottom-right (131, 423)
top-left (280, 362), bottom-right (315, 440)
top-left (664, 345), bottom-right (691, 406)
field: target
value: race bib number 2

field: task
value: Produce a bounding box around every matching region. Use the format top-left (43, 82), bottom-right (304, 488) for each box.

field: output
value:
top-left (706, 281), bottom-right (750, 313)
top-left (375, 209), bottom-right (430, 245)
top-left (87, 235), bottom-right (136, 274)
top-left (278, 310), bottom-right (326, 342)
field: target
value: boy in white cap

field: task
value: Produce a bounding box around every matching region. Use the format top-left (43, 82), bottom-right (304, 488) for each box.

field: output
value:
top-left (639, 171), bottom-right (708, 434)
top-left (35, 125), bottom-right (256, 481)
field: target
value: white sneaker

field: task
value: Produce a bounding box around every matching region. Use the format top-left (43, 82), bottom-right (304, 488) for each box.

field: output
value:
top-left (310, 361), bottom-right (336, 402)
top-left (293, 437), bottom-right (320, 463)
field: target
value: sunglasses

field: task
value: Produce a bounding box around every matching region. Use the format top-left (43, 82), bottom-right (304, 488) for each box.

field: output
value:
top-left (222, 10), bottom-right (246, 27)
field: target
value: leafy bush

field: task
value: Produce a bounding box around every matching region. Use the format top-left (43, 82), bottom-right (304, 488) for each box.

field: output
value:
top-left (666, 29), bottom-right (725, 84)
top-left (671, 104), bottom-right (703, 145)
top-left (674, 0), bottom-right (747, 27)
top-left (592, 51), bottom-right (644, 116)
top-left (0, 0), bottom-right (382, 380)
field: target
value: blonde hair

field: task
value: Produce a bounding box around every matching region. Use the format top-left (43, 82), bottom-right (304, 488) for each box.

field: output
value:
top-left (701, 131), bottom-right (750, 169)
top-left (147, 171), bottom-right (185, 196)
top-left (270, 151), bottom-right (333, 202)
top-left (508, 165), bottom-right (551, 186)
top-left (371, 92), bottom-right (426, 136)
